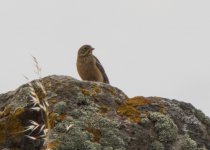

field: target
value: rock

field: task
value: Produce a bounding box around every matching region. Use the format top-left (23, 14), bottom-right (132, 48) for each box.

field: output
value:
top-left (0, 75), bottom-right (209, 150)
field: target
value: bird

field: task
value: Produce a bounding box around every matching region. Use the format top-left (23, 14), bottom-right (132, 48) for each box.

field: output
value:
top-left (76, 44), bottom-right (109, 84)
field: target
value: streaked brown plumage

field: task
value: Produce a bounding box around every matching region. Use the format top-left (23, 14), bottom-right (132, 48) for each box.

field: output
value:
top-left (77, 45), bottom-right (109, 84)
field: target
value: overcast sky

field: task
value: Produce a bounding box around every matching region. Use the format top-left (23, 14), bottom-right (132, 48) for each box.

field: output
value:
top-left (0, 0), bottom-right (210, 117)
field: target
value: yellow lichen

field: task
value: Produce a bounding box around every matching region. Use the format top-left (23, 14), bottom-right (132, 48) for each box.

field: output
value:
top-left (49, 112), bottom-right (58, 128)
top-left (0, 108), bottom-right (25, 145)
top-left (45, 140), bottom-right (60, 149)
top-left (86, 127), bottom-right (101, 143)
top-left (99, 105), bottom-right (109, 116)
top-left (0, 111), bottom-right (3, 118)
top-left (117, 105), bottom-right (141, 123)
top-left (91, 84), bottom-right (102, 93)
top-left (14, 108), bottom-right (25, 116)
top-left (117, 96), bottom-right (152, 123)
top-left (154, 96), bottom-right (162, 100)
top-left (80, 88), bottom-right (92, 96)
top-left (80, 86), bottom-right (101, 97)
top-left (107, 87), bottom-right (116, 96)
top-left (57, 114), bottom-right (66, 121)
top-left (51, 99), bottom-right (58, 104)
top-left (126, 96), bottom-right (152, 106)
top-left (159, 104), bottom-right (166, 114)
top-left (49, 112), bottom-right (66, 128)
top-left (1, 105), bottom-right (13, 118)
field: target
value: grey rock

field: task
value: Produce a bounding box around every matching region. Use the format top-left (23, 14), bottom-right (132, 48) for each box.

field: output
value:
top-left (0, 75), bottom-right (209, 150)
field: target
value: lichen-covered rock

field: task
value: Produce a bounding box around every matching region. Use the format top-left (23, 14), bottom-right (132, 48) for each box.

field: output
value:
top-left (149, 112), bottom-right (178, 143)
top-left (0, 75), bottom-right (209, 150)
top-left (150, 141), bottom-right (164, 150)
top-left (181, 134), bottom-right (198, 150)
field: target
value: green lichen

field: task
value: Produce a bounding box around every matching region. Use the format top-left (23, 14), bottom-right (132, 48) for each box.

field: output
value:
top-left (84, 140), bottom-right (102, 150)
top-left (54, 106), bottom-right (129, 150)
top-left (76, 92), bottom-right (92, 106)
top-left (195, 110), bottom-right (210, 126)
top-left (103, 147), bottom-right (113, 150)
top-left (70, 109), bottom-right (86, 119)
top-left (140, 117), bottom-right (151, 127)
top-left (13, 86), bottom-right (33, 108)
top-left (150, 140), bottom-right (164, 150)
top-left (53, 101), bottom-right (67, 114)
top-left (55, 126), bottom-right (92, 150)
top-left (195, 110), bottom-right (206, 122)
top-left (100, 130), bottom-right (126, 148)
top-left (181, 134), bottom-right (197, 150)
top-left (198, 148), bottom-right (207, 150)
top-left (203, 117), bottom-right (210, 126)
top-left (208, 128), bottom-right (210, 135)
top-left (115, 148), bottom-right (126, 150)
top-left (149, 112), bottom-right (178, 143)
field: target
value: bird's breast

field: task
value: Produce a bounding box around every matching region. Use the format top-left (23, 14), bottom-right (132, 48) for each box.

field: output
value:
top-left (77, 56), bottom-right (104, 82)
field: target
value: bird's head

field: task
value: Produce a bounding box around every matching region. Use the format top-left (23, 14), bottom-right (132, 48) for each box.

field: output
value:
top-left (78, 45), bottom-right (94, 57)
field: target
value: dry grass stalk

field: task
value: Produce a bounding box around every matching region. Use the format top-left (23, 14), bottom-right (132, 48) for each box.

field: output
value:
top-left (22, 56), bottom-right (51, 147)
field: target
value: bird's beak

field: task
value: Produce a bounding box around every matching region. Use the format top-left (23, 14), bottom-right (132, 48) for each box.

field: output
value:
top-left (91, 48), bottom-right (94, 51)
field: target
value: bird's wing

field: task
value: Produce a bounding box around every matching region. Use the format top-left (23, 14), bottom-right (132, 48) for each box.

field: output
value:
top-left (94, 56), bottom-right (110, 84)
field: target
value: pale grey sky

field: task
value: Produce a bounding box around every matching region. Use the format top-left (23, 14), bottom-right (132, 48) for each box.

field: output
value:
top-left (0, 0), bottom-right (210, 116)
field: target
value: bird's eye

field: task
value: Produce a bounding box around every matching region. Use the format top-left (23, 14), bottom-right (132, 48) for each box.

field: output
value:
top-left (84, 47), bottom-right (89, 50)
